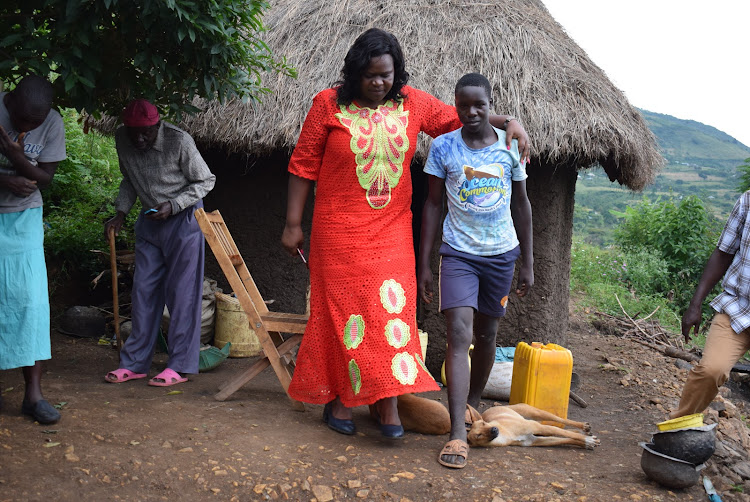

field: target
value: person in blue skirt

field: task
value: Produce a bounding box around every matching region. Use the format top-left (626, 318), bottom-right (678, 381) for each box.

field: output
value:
top-left (0, 75), bottom-right (66, 424)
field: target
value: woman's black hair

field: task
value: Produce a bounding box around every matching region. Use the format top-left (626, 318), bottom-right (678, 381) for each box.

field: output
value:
top-left (335, 28), bottom-right (410, 106)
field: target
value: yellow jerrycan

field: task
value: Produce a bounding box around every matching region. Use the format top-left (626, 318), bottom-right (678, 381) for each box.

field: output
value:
top-left (509, 341), bottom-right (573, 427)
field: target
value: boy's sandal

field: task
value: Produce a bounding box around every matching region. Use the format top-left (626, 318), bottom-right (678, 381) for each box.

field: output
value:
top-left (105, 368), bottom-right (147, 383)
top-left (148, 368), bottom-right (188, 387)
top-left (438, 439), bottom-right (469, 469)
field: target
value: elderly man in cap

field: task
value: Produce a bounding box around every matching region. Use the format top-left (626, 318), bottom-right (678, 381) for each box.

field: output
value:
top-left (0, 75), bottom-right (66, 424)
top-left (104, 99), bottom-right (215, 387)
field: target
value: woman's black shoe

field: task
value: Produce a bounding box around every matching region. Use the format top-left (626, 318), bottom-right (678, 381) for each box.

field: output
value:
top-left (323, 402), bottom-right (356, 435)
top-left (379, 422), bottom-right (404, 439)
top-left (370, 406), bottom-right (404, 439)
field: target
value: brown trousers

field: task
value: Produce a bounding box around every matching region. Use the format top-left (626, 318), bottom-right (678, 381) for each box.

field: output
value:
top-left (671, 313), bottom-right (750, 418)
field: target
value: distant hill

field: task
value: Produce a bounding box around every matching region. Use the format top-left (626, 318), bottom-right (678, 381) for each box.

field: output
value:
top-left (639, 109), bottom-right (750, 170)
top-left (574, 110), bottom-right (750, 244)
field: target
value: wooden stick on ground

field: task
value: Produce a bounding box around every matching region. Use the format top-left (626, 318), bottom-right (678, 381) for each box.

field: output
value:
top-left (615, 293), bottom-right (656, 341)
top-left (594, 305), bottom-right (750, 373)
top-left (108, 227), bottom-right (122, 356)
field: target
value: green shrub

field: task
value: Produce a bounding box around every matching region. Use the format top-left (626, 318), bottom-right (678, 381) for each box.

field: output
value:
top-left (737, 157), bottom-right (750, 193)
top-left (621, 248), bottom-right (671, 296)
top-left (612, 195), bottom-right (721, 318)
top-left (570, 239), bottom-right (681, 338)
top-left (569, 240), bottom-right (625, 293)
top-left (570, 194), bottom-right (733, 348)
top-left (584, 283), bottom-right (681, 333)
top-left (41, 109), bottom-right (136, 277)
top-left (614, 195), bottom-right (719, 277)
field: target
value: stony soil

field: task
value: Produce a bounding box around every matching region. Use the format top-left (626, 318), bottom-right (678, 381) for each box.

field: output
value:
top-left (1, 306), bottom-right (749, 501)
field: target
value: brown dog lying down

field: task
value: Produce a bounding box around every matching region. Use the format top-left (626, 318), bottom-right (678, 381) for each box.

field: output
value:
top-left (396, 394), bottom-right (599, 451)
top-left (466, 403), bottom-right (600, 449)
top-left (396, 393), bottom-right (451, 435)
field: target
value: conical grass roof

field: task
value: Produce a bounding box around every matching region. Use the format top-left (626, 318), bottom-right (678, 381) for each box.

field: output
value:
top-left (180, 0), bottom-right (663, 189)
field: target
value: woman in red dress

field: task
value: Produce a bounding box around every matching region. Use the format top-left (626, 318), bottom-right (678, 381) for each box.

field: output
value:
top-left (282, 28), bottom-right (530, 438)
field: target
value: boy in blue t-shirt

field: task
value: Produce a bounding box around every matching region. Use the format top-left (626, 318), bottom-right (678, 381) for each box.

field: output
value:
top-left (418, 73), bottom-right (534, 469)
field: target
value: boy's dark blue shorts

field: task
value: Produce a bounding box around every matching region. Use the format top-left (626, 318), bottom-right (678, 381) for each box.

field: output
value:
top-left (438, 243), bottom-right (520, 318)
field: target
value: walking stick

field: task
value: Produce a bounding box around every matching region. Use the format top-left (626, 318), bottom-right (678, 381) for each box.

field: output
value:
top-left (108, 227), bottom-right (122, 356)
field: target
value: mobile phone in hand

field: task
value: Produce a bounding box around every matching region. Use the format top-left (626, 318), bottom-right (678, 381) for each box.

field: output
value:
top-left (144, 208), bottom-right (158, 215)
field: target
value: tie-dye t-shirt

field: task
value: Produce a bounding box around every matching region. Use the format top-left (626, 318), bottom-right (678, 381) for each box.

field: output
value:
top-left (424, 127), bottom-right (526, 256)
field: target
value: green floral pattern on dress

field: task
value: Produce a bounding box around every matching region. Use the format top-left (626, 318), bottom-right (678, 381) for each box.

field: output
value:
top-left (335, 101), bottom-right (410, 209)
top-left (343, 314), bottom-right (365, 350)
top-left (416, 353), bottom-right (429, 374)
top-left (349, 359), bottom-right (362, 395)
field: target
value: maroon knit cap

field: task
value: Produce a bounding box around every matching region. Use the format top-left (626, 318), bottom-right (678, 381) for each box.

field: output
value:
top-left (122, 99), bottom-right (160, 127)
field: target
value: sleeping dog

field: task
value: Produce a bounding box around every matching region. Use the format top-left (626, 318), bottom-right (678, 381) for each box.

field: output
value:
top-left (397, 394), bottom-right (598, 450)
top-left (466, 403), bottom-right (599, 449)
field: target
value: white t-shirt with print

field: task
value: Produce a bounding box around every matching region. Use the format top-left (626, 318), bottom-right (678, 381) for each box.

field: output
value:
top-left (424, 127), bottom-right (527, 256)
top-left (0, 92), bottom-right (67, 213)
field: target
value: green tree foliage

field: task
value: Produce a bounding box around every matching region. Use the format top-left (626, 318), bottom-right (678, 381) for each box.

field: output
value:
top-left (0, 1), bottom-right (295, 118)
top-left (570, 195), bottom-right (724, 342)
top-left (737, 157), bottom-right (750, 193)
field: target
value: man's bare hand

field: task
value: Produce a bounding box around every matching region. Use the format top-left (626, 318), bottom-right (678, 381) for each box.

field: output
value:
top-left (681, 304), bottom-right (703, 343)
top-left (417, 267), bottom-right (434, 304)
top-left (104, 212), bottom-right (126, 239)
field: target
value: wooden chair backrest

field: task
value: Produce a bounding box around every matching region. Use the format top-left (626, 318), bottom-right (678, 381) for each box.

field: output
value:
top-left (195, 208), bottom-right (268, 316)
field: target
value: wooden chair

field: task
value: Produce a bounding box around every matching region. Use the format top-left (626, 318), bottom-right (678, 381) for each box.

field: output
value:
top-left (195, 208), bottom-right (307, 410)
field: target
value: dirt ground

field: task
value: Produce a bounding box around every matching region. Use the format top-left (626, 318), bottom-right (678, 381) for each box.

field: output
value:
top-left (1, 305), bottom-right (749, 502)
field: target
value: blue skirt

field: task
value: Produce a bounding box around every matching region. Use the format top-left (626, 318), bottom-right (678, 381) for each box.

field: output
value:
top-left (0, 207), bottom-right (51, 369)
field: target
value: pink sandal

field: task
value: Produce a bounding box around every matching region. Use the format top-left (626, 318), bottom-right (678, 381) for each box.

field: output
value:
top-left (105, 368), bottom-right (147, 383)
top-left (148, 368), bottom-right (188, 387)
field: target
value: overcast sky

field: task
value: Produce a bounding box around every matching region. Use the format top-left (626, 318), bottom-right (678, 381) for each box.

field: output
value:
top-left (541, 0), bottom-right (750, 148)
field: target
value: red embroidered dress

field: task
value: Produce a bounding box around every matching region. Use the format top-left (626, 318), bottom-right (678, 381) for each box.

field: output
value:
top-left (287, 86), bottom-right (461, 406)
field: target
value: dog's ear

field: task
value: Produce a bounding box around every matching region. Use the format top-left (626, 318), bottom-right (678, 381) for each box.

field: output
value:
top-left (466, 404), bottom-right (482, 422)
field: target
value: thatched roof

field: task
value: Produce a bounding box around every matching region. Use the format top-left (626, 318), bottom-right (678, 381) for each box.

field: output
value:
top-left (181, 0), bottom-right (662, 190)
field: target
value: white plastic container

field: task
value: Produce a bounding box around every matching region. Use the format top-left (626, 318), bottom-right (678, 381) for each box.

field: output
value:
top-left (482, 362), bottom-right (514, 401)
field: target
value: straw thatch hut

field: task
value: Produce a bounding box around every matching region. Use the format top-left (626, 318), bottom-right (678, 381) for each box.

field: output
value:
top-left (179, 0), bottom-right (662, 367)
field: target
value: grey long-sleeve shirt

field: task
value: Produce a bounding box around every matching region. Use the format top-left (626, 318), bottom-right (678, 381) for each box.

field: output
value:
top-left (114, 121), bottom-right (215, 215)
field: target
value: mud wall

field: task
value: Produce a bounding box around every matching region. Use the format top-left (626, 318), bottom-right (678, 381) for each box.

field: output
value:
top-left (201, 149), bottom-right (312, 316)
top-left (496, 161), bottom-right (577, 347)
